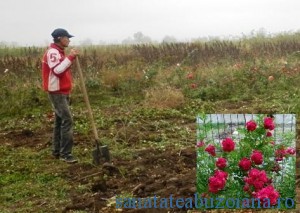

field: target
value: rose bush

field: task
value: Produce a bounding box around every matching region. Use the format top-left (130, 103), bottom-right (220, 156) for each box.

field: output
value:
top-left (196, 115), bottom-right (296, 209)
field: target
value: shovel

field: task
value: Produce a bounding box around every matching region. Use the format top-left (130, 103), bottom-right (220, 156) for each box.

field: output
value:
top-left (75, 57), bottom-right (110, 165)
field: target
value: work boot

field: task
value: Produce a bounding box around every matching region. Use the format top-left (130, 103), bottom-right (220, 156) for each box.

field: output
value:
top-left (60, 155), bottom-right (78, 163)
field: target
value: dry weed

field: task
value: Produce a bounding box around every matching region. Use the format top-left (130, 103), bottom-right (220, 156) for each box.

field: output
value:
top-left (144, 86), bottom-right (185, 109)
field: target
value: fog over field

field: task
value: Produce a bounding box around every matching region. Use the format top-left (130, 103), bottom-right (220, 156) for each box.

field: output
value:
top-left (0, 0), bottom-right (299, 46)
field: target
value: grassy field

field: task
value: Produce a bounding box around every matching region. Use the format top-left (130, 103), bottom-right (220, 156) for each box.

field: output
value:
top-left (0, 32), bottom-right (299, 212)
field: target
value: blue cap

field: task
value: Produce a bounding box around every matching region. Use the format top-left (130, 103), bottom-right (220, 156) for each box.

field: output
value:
top-left (51, 28), bottom-right (74, 38)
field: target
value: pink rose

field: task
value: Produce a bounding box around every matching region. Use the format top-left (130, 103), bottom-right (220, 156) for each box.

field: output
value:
top-left (251, 150), bottom-right (263, 165)
top-left (201, 193), bottom-right (208, 198)
top-left (264, 117), bottom-right (275, 130)
top-left (205, 144), bottom-right (216, 156)
top-left (286, 147), bottom-right (295, 155)
top-left (196, 141), bottom-right (205, 148)
top-left (239, 158), bottom-right (252, 171)
top-left (246, 120), bottom-right (257, 131)
top-left (221, 138), bottom-right (235, 152)
top-left (216, 157), bottom-right (227, 169)
top-left (187, 73), bottom-right (193, 79)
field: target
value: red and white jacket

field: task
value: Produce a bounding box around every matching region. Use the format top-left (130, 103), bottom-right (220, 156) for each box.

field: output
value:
top-left (42, 43), bottom-right (76, 94)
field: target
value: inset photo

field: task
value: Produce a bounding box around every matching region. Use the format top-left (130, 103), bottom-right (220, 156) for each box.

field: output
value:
top-left (196, 114), bottom-right (296, 210)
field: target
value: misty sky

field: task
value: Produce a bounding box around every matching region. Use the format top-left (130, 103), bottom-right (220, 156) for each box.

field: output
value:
top-left (1, 0), bottom-right (299, 46)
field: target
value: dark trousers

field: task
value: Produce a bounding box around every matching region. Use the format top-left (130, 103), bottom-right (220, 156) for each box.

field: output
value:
top-left (48, 93), bottom-right (73, 157)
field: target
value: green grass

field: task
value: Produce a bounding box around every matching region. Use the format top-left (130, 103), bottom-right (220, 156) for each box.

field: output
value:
top-left (0, 146), bottom-right (72, 212)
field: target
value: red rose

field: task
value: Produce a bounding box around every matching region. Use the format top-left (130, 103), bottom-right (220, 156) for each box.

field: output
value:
top-left (246, 120), bottom-right (257, 131)
top-left (208, 170), bottom-right (228, 193)
top-left (266, 178), bottom-right (273, 185)
top-left (190, 83), bottom-right (197, 89)
top-left (255, 185), bottom-right (280, 206)
top-left (244, 177), bottom-right (251, 184)
top-left (208, 176), bottom-right (226, 193)
top-left (266, 131), bottom-right (272, 137)
top-left (221, 138), bottom-right (235, 152)
top-left (243, 184), bottom-right (250, 192)
top-left (248, 168), bottom-right (261, 179)
top-left (251, 150), bottom-right (263, 165)
top-left (263, 117), bottom-right (275, 130)
top-left (214, 170), bottom-right (228, 180)
top-left (238, 158), bottom-right (252, 171)
top-left (257, 170), bottom-right (269, 183)
top-left (216, 157), bottom-right (227, 169)
top-left (205, 144), bottom-right (216, 156)
top-left (245, 169), bottom-right (268, 191)
top-left (253, 181), bottom-right (265, 190)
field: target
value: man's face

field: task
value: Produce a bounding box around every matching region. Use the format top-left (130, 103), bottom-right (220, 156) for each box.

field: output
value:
top-left (59, 36), bottom-right (70, 47)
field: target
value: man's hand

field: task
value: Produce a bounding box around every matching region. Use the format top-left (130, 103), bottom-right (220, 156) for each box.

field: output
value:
top-left (69, 49), bottom-right (80, 57)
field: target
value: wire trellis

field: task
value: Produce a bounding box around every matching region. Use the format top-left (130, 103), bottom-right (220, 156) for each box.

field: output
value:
top-left (197, 114), bottom-right (295, 144)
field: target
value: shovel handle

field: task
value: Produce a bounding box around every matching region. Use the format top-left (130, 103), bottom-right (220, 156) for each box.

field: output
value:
top-left (75, 57), bottom-right (99, 141)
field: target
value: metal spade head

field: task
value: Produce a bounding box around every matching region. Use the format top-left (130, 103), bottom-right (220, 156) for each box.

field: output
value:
top-left (92, 143), bottom-right (111, 165)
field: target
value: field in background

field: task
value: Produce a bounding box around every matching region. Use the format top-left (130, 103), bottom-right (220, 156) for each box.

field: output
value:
top-left (0, 33), bottom-right (299, 212)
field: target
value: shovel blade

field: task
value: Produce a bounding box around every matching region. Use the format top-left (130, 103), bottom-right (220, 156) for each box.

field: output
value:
top-left (92, 145), bottom-right (110, 165)
top-left (100, 145), bottom-right (111, 162)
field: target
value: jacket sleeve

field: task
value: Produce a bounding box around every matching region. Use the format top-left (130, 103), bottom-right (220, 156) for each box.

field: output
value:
top-left (46, 48), bottom-right (75, 76)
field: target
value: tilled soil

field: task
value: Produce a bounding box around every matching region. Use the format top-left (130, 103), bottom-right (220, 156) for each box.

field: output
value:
top-left (62, 147), bottom-right (196, 212)
top-left (1, 120), bottom-right (299, 212)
